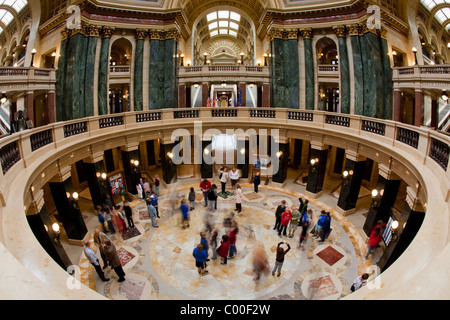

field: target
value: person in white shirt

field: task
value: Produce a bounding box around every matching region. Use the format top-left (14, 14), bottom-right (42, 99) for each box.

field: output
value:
top-left (83, 240), bottom-right (109, 282)
top-left (229, 167), bottom-right (239, 190)
top-left (350, 273), bottom-right (369, 292)
top-left (219, 167), bottom-right (229, 194)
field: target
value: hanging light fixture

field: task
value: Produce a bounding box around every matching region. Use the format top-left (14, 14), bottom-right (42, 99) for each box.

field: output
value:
top-left (442, 90), bottom-right (448, 102)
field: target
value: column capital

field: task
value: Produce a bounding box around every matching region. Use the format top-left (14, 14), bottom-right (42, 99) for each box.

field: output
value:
top-left (88, 25), bottom-right (101, 37)
top-left (135, 29), bottom-right (148, 40)
top-left (332, 25), bottom-right (347, 38)
top-left (347, 24), bottom-right (360, 36)
top-left (300, 28), bottom-right (313, 40)
top-left (101, 27), bottom-right (115, 38)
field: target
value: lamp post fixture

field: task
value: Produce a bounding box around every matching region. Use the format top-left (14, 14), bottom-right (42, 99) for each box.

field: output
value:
top-left (412, 47), bottom-right (418, 65)
top-left (203, 52), bottom-right (208, 65)
top-left (264, 53), bottom-right (268, 66)
top-left (240, 52), bottom-right (244, 65)
top-left (30, 48), bottom-right (36, 67)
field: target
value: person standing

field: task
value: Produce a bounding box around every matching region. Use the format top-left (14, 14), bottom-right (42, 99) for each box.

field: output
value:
top-left (102, 239), bottom-right (126, 282)
top-left (188, 187), bottom-right (196, 211)
top-left (319, 212), bottom-right (332, 242)
top-left (351, 273), bottom-right (370, 292)
top-left (366, 221), bottom-right (386, 259)
top-left (123, 201), bottom-right (135, 228)
top-left (217, 234), bottom-right (230, 265)
top-left (219, 167), bottom-right (229, 195)
top-left (272, 241), bottom-right (291, 277)
top-left (288, 207), bottom-right (300, 238)
top-left (207, 184), bottom-right (218, 211)
top-left (193, 243), bottom-right (209, 276)
top-left (299, 198), bottom-right (309, 219)
top-left (181, 199), bottom-right (190, 229)
top-left (228, 225), bottom-right (239, 259)
top-left (137, 178), bottom-right (145, 199)
top-left (150, 192), bottom-right (160, 218)
top-left (273, 200), bottom-right (286, 231)
top-left (278, 209), bottom-right (292, 237)
top-left (210, 229), bottom-right (219, 260)
top-left (93, 229), bottom-right (111, 269)
top-left (200, 231), bottom-right (210, 261)
top-left (96, 205), bottom-right (107, 233)
top-left (153, 175), bottom-right (161, 196)
top-left (313, 210), bottom-right (327, 238)
top-left (146, 198), bottom-right (159, 228)
top-left (234, 184), bottom-right (242, 213)
top-left (299, 209), bottom-right (313, 249)
top-left (229, 167), bottom-right (239, 191)
top-left (103, 206), bottom-right (116, 234)
top-left (253, 171), bottom-right (261, 193)
top-left (200, 178), bottom-right (212, 207)
top-left (83, 240), bottom-right (109, 282)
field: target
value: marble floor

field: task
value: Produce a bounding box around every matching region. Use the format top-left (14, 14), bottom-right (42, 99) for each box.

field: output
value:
top-left (66, 169), bottom-right (382, 301)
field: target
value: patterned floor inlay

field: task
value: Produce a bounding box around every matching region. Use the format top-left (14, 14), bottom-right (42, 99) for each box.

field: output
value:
top-left (77, 183), bottom-right (369, 300)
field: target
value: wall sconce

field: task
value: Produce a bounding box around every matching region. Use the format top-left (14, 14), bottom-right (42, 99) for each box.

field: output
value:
top-left (52, 223), bottom-right (61, 245)
top-left (310, 158), bottom-right (319, 172)
top-left (207, 60), bottom-right (211, 65)
top-left (412, 47), bottom-right (418, 65)
top-left (276, 151), bottom-right (283, 158)
top-left (237, 59), bottom-right (241, 65)
top-left (167, 152), bottom-right (174, 159)
top-left (257, 61), bottom-right (261, 66)
top-left (442, 90), bottom-right (448, 102)
top-left (391, 220), bottom-right (399, 242)
top-left (392, 50), bottom-right (397, 67)
top-left (371, 189), bottom-right (383, 209)
top-left (101, 172), bottom-right (107, 180)
top-left (342, 170), bottom-right (353, 185)
top-left (194, 82), bottom-right (199, 88)
top-left (249, 82), bottom-right (255, 88)
top-left (1, 92), bottom-right (6, 104)
top-left (130, 159), bottom-right (139, 166)
top-left (30, 48), bottom-right (36, 67)
top-left (222, 81), bottom-right (226, 87)
top-left (240, 148), bottom-right (245, 155)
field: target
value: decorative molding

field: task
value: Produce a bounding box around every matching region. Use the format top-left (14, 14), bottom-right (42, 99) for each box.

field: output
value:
top-left (332, 25), bottom-right (347, 38)
top-left (300, 27), bottom-right (313, 40)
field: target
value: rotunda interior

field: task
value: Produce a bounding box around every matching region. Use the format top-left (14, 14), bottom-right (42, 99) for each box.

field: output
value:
top-left (0, 0), bottom-right (449, 303)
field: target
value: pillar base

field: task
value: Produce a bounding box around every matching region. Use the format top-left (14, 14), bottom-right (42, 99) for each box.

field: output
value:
top-left (270, 180), bottom-right (287, 189)
top-left (335, 206), bottom-right (356, 217)
top-left (305, 190), bottom-right (323, 199)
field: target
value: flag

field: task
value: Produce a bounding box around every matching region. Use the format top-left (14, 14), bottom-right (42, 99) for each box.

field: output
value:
top-left (206, 89), bottom-right (211, 107)
top-left (239, 89), bottom-right (243, 107)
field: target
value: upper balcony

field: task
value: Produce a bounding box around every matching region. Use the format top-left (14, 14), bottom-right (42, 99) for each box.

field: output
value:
top-left (393, 65), bottom-right (450, 91)
top-left (0, 67), bottom-right (56, 93)
top-left (178, 65), bottom-right (270, 84)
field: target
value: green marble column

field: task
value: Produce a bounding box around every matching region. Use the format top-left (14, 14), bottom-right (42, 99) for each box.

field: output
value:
top-left (74, 33), bottom-right (88, 119)
top-left (164, 38), bottom-right (178, 109)
top-left (149, 33), bottom-right (179, 110)
top-left (84, 32), bottom-right (98, 117)
top-left (350, 30), bottom-right (364, 116)
top-left (361, 30), bottom-right (384, 118)
top-left (98, 28), bottom-right (114, 115)
top-left (337, 34), bottom-right (350, 114)
top-left (269, 33), bottom-right (299, 109)
top-left (380, 35), bottom-right (393, 120)
top-left (284, 38), bottom-right (300, 109)
top-left (149, 39), bottom-right (164, 109)
top-left (302, 29), bottom-right (315, 110)
top-left (55, 34), bottom-right (68, 122)
top-left (272, 38), bottom-right (286, 108)
top-left (134, 37), bottom-right (144, 111)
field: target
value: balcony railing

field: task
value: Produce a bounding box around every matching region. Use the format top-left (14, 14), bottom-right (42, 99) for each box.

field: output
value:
top-left (1, 108), bottom-right (450, 301)
top-left (0, 67), bottom-right (56, 92)
top-left (178, 65), bottom-right (270, 85)
top-left (393, 65), bottom-right (450, 90)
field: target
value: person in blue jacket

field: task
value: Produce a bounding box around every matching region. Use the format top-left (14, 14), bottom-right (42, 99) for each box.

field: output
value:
top-left (193, 243), bottom-right (209, 275)
top-left (150, 192), bottom-right (160, 218)
top-left (319, 212), bottom-right (332, 242)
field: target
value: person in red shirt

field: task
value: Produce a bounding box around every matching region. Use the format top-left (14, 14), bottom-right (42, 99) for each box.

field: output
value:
top-left (217, 234), bottom-right (230, 265)
top-left (278, 209), bottom-right (292, 237)
top-left (200, 178), bottom-right (212, 207)
top-left (366, 220), bottom-right (386, 259)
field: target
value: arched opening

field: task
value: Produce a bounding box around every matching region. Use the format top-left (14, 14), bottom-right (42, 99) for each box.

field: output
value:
top-left (316, 37), bottom-right (338, 65)
top-left (110, 37), bottom-right (132, 66)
